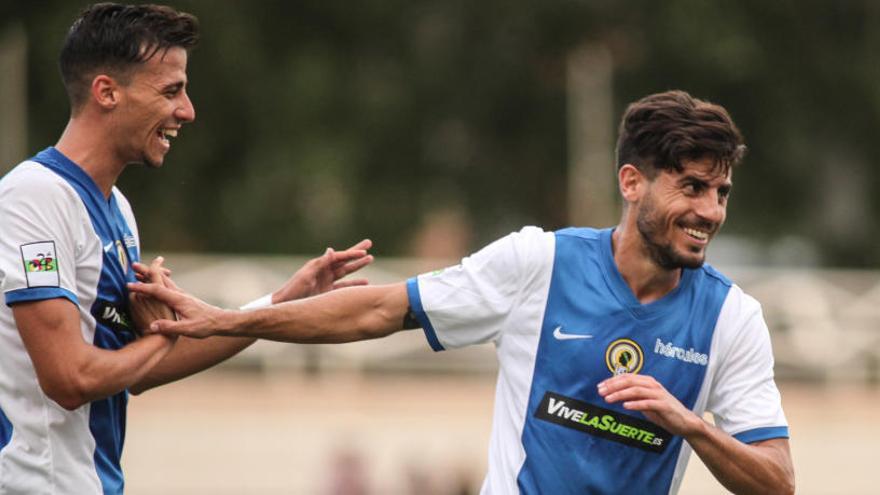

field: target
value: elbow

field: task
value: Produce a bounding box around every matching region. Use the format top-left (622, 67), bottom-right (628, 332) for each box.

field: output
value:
top-left (777, 473), bottom-right (795, 495)
top-left (39, 375), bottom-right (92, 411)
top-left (42, 384), bottom-right (89, 411)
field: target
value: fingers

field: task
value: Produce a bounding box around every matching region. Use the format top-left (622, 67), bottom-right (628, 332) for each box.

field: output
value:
top-left (160, 271), bottom-right (182, 292)
top-left (329, 248), bottom-right (369, 263)
top-left (132, 259), bottom-right (172, 283)
top-left (601, 386), bottom-right (660, 404)
top-left (127, 282), bottom-right (182, 306)
top-left (346, 238), bottom-right (372, 251)
top-left (333, 255), bottom-right (374, 277)
top-left (620, 399), bottom-right (665, 411)
top-left (146, 318), bottom-right (186, 335)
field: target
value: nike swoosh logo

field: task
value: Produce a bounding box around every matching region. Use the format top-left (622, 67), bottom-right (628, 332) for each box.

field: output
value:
top-left (553, 326), bottom-right (593, 340)
top-left (104, 241), bottom-right (114, 252)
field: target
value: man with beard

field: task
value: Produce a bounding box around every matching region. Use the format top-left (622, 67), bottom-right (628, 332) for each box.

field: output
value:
top-left (130, 90), bottom-right (795, 495)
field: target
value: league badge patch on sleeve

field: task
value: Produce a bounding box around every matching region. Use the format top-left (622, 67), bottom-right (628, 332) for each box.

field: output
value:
top-left (20, 241), bottom-right (60, 287)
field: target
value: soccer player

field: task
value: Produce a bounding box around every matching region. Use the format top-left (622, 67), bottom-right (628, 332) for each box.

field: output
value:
top-left (0, 4), bottom-right (371, 494)
top-left (131, 91), bottom-right (795, 494)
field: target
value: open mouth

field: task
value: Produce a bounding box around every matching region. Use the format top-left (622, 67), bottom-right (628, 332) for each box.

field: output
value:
top-left (157, 128), bottom-right (178, 146)
top-left (683, 227), bottom-right (710, 241)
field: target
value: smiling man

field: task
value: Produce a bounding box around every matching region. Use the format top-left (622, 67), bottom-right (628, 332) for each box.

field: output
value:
top-left (0, 4), bottom-right (372, 494)
top-left (132, 90), bottom-right (794, 494)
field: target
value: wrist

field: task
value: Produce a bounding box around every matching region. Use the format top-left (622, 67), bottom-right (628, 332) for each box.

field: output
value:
top-left (682, 412), bottom-right (710, 440)
top-left (216, 309), bottom-right (244, 336)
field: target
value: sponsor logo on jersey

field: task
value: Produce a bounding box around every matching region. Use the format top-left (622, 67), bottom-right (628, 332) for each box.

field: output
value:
top-left (92, 300), bottom-right (137, 337)
top-left (20, 241), bottom-right (60, 287)
top-left (535, 391), bottom-right (670, 453)
top-left (605, 338), bottom-right (644, 375)
top-left (654, 338), bottom-right (709, 366)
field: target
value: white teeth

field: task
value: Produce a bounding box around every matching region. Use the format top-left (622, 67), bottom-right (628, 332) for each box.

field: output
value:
top-left (684, 228), bottom-right (709, 240)
top-left (162, 129), bottom-right (178, 138)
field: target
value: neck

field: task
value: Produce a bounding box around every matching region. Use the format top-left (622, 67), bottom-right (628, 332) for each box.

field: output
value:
top-left (55, 117), bottom-right (125, 198)
top-left (611, 224), bottom-right (682, 304)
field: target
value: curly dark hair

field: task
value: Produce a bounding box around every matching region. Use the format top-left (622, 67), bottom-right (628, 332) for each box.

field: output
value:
top-left (60, 3), bottom-right (199, 112)
top-left (616, 90), bottom-right (746, 177)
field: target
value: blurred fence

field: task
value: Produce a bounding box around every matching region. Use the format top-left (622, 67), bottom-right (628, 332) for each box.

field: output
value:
top-left (151, 252), bottom-right (880, 384)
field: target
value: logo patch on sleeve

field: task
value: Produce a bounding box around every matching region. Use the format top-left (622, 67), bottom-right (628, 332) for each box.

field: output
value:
top-left (20, 241), bottom-right (60, 287)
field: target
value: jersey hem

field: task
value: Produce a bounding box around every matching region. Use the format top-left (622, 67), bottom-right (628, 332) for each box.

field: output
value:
top-left (5, 287), bottom-right (79, 307)
top-left (406, 277), bottom-right (445, 351)
top-left (733, 426), bottom-right (789, 443)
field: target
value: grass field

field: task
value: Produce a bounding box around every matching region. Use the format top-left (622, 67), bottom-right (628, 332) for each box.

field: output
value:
top-left (123, 369), bottom-right (878, 494)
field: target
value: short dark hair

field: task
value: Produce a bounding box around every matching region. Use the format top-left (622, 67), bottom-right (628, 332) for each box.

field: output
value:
top-left (60, 3), bottom-right (199, 112)
top-left (615, 90), bottom-right (746, 177)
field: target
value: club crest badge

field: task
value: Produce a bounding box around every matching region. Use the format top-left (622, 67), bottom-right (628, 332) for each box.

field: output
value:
top-left (115, 240), bottom-right (129, 274)
top-left (605, 338), bottom-right (644, 376)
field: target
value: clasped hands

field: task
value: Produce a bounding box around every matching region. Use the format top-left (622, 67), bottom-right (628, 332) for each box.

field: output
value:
top-left (128, 239), bottom-right (374, 338)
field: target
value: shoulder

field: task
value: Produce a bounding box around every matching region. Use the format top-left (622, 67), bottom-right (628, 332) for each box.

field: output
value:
top-left (695, 262), bottom-right (734, 289)
top-left (555, 226), bottom-right (603, 241)
top-left (0, 161), bottom-right (80, 208)
top-left (719, 283), bottom-right (763, 321)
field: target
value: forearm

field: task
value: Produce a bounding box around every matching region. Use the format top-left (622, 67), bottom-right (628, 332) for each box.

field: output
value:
top-left (56, 334), bottom-right (175, 409)
top-left (130, 336), bottom-right (255, 394)
top-left (687, 420), bottom-right (794, 495)
top-left (221, 284), bottom-right (408, 343)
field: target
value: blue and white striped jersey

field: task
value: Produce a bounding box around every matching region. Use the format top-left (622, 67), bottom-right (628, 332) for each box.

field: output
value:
top-left (0, 147), bottom-right (141, 494)
top-left (407, 226), bottom-right (788, 495)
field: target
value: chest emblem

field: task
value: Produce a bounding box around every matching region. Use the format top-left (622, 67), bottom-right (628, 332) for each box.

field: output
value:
top-left (115, 240), bottom-right (129, 274)
top-left (605, 338), bottom-right (644, 375)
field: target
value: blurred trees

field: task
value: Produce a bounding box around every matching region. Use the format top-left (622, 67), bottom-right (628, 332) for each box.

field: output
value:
top-left (3, 0), bottom-right (880, 265)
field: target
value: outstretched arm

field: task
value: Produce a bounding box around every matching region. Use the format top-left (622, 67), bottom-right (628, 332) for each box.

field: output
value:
top-left (128, 281), bottom-right (410, 343)
top-left (599, 374), bottom-right (794, 494)
top-left (128, 241), bottom-right (377, 393)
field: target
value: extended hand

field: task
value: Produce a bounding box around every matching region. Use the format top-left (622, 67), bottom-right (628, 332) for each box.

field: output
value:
top-left (272, 239), bottom-right (374, 303)
top-left (129, 257), bottom-right (176, 337)
top-left (127, 280), bottom-right (229, 339)
top-left (598, 374), bottom-right (702, 436)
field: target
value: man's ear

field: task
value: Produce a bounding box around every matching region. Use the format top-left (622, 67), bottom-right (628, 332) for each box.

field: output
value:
top-left (91, 74), bottom-right (120, 110)
top-left (618, 164), bottom-right (646, 203)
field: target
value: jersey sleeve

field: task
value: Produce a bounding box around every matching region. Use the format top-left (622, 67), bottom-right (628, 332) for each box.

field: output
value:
top-left (406, 226), bottom-right (554, 351)
top-left (0, 166), bottom-right (82, 307)
top-left (706, 286), bottom-right (789, 443)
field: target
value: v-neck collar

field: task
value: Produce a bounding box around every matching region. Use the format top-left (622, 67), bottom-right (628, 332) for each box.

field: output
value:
top-left (597, 228), bottom-right (694, 320)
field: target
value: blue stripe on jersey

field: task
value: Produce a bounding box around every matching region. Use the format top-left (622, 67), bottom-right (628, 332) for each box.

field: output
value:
top-left (517, 228), bottom-right (731, 494)
top-left (0, 405), bottom-right (11, 451)
top-left (31, 147), bottom-right (140, 495)
top-left (87, 354), bottom-right (127, 495)
top-left (734, 426), bottom-right (789, 444)
top-left (407, 277), bottom-right (445, 351)
top-left (5, 286), bottom-right (79, 306)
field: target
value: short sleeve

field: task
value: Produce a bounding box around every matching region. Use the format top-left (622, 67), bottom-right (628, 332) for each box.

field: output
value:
top-left (407, 226), bottom-right (554, 351)
top-left (0, 165), bottom-right (82, 307)
top-left (706, 286), bottom-right (789, 443)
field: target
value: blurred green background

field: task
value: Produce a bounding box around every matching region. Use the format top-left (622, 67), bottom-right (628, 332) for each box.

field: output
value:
top-left (3, 0), bottom-right (879, 265)
top-left (3, 3), bottom-right (880, 493)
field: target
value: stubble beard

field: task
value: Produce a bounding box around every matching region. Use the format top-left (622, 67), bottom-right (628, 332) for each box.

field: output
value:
top-left (635, 195), bottom-right (706, 271)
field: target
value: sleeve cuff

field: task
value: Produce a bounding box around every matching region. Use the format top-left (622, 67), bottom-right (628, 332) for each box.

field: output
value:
top-left (406, 277), bottom-right (445, 352)
top-left (240, 293), bottom-right (273, 310)
top-left (5, 287), bottom-right (78, 307)
top-left (733, 426), bottom-right (790, 444)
